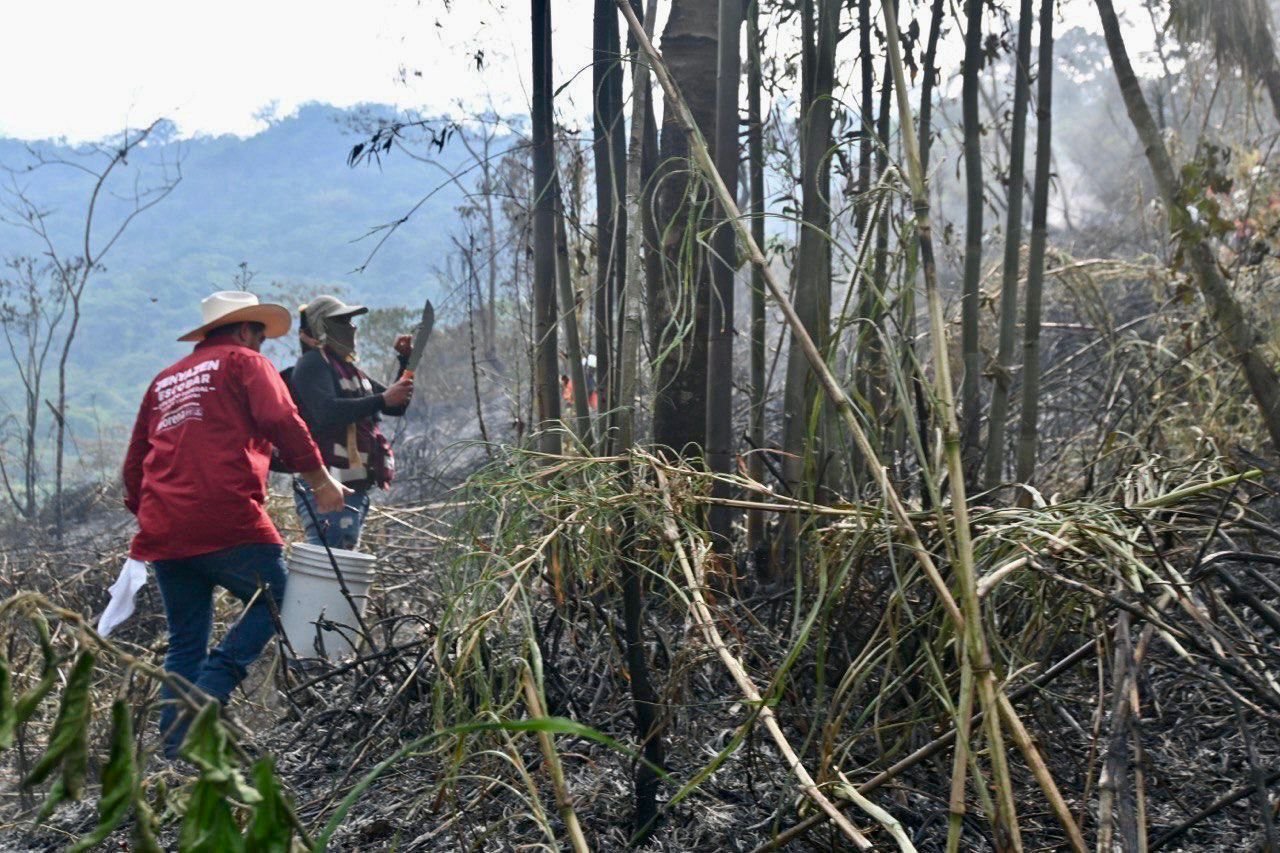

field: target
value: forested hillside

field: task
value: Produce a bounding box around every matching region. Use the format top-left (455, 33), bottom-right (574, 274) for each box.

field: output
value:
top-left (0, 104), bottom-right (473, 427)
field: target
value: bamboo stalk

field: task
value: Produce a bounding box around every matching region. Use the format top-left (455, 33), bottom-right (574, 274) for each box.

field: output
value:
top-left (1015, 0), bottom-right (1055, 488)
top-left (996, 691), bottom-right (1088, 851)
top-left (613, 0), bottom-right (964, 632)
top-left (522, 663), bottom-right (591, 853)
top-left (984, 0), bottom-right (1036, 491)
top-left (1097, 612), bottom-right (1133, 852)
top-left (747, 640), bottom-right (1099, 853)
top-left (553, 177), bottom-right (594, 445)
top-left (531, 0), bottom-right (562, 455)
top-left (880, 1), bottom-right (1022, 846)
top-left (617, 0), bottom-right (665, 834)
top-left (947, 663), bottom-right (977, 852)
top-left (652, 465), bottom-right (877, 850)
top-left (745, 0), bottom-right (768, 561)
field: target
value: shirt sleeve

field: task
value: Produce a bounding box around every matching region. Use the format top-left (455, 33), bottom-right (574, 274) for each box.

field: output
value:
top-left (238, 352), bottom-right (324, 473)
top-left (121, 388), bottom-right (153, 515)
top-left (291, 349), bottom-right (385, 430)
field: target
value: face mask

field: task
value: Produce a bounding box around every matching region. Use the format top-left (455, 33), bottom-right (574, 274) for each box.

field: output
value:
top-left (324, 318), bottom-right (357, 359)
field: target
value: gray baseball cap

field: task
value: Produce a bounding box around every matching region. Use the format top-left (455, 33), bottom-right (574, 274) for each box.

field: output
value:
top-left (301, 294), bottom-right (368, 330)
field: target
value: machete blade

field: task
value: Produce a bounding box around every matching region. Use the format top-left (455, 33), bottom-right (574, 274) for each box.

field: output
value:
top-left (403, 299), bottom-right (434, 379)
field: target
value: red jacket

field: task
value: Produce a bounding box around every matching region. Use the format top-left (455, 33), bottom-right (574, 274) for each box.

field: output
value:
top-left (123, 339), bottom-right (323, 561)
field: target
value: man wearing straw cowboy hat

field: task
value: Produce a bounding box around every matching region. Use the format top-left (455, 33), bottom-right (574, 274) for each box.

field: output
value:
top-left (123, 290), bottom-right (350, 758)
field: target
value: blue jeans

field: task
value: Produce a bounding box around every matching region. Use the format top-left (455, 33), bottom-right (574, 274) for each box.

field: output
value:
top-left (153, 543), bottom-right (287, 757)
top-left (294, 480), bottom-right (371, 550)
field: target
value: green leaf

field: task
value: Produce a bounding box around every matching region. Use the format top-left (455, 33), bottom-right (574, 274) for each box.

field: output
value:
top-left (178, 701), bottom-right (261, 804)
top-left (180, 778), bottom-right (246, 853)
top-left (67, 700), bottom-right (136, 853)
top-left (179, 702), bottom-right (229, 774)
top-left (245, 757), bottom-right (293, 853)
top-left (0, 655), bottom-right (15, 750)
top-left (13, 667), bottom-right (57, 727)
top-left (24, 651), bottom-right (95, 798)
top-left (32, 612), bottom-right (54, 660)
top-left (15, 616), bottom-right (62, 726)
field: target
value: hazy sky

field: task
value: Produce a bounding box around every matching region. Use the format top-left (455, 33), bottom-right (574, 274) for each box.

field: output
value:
top-left (2, 0), bottom-right (1145, 143)
top-left (1, 0), bottom-right (597, 141)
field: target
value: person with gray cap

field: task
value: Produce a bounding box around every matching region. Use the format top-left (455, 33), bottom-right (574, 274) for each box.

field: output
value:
top-left (288, 294), bottom-right (415, 549)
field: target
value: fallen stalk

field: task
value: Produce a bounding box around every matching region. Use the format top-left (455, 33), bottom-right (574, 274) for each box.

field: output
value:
top-left (978, 469), bottom-right (1263, 598)
top-left (1150, 767), bottom-right (1280, 849)
top-left (748, 639), bottom-right (1098, 852)
top-left (653, 465), bottom-right (877, 849)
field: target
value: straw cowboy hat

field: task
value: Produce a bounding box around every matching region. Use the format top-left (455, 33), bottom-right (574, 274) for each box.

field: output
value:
top-left (177, 291), bottom-right (292, 342)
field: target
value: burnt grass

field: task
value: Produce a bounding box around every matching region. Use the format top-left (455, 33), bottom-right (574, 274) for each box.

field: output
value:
top-left (2, 480), bottom-right (1280, 851)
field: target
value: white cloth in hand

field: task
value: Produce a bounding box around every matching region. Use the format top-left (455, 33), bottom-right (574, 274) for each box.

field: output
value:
top-left (98, 558), bottom-right (148, 637)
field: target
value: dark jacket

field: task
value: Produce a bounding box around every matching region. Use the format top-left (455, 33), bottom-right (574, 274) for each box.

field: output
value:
top-left (289, 348), bottom-right (408, 489)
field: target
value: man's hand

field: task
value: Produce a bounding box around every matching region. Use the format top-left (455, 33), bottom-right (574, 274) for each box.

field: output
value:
top-left (382, 376), bottom-right (414, 408)
top-left (393, 334), bottom-right (413, 358)
top-left (312, 473), bottom-right (352, 513)
top-left (300, 469), bottom-right (353, 513)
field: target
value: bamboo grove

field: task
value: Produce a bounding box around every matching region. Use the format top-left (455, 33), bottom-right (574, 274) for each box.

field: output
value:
top-left (8, 0), bottom-right (1280, 850)
top-left (520, 1), bottom-right (1280, 841)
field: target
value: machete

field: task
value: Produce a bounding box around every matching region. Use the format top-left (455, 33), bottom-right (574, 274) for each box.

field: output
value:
top-left (402, 299), bottom-right (434, 381)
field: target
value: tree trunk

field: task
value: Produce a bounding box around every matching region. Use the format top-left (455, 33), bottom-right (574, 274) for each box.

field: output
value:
top-left (594, 0), bottom-right (625, 441)
top-left (706, 0), bottom-right (742, 556)
top-left (917, 0), bottom-right (945, 171)
top-left (651, 0), bottom-right (718, 457)
top-left (1263, 62), bottom-right (1280, 123)
top-left (53, 284), bottom-right (78, 541)
top-left (554, 177), bottom-right (593, 444)
top-left (746, 0), bottom-right (768, 568)
top-left (1096, 0), bottom-right (1280, 454)
top-left (532, 0), bottom-right (562, 454)
top-left (618, 1), bottom-right (664, 837)
top-left (983, 0), bottom-right (1035, 491)
top-left (960, 0), bottom-right (985, 483)
top-left (1015, 0), bottom-right (1055, 488)
top-left (856, 0), bottom-right (873, 238)
top-left (781, 0), bottom-right (839, 513)
top-left (482, 143), bottom-right (499, 365)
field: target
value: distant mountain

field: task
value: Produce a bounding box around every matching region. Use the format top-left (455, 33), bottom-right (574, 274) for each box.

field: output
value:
top-left (0, 103), bottom-right (488, 440)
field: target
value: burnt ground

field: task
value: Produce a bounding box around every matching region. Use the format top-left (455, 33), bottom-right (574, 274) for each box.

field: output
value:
top-left (1, 470), bottom-right (1280, 851)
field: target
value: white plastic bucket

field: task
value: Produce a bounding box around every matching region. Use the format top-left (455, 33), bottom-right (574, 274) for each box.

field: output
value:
top-left (280, 542), bottom-right (377, 660)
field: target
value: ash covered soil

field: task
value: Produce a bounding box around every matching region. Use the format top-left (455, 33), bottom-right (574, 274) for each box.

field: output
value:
top-left (1, 459), bottom-right (1279, 851)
